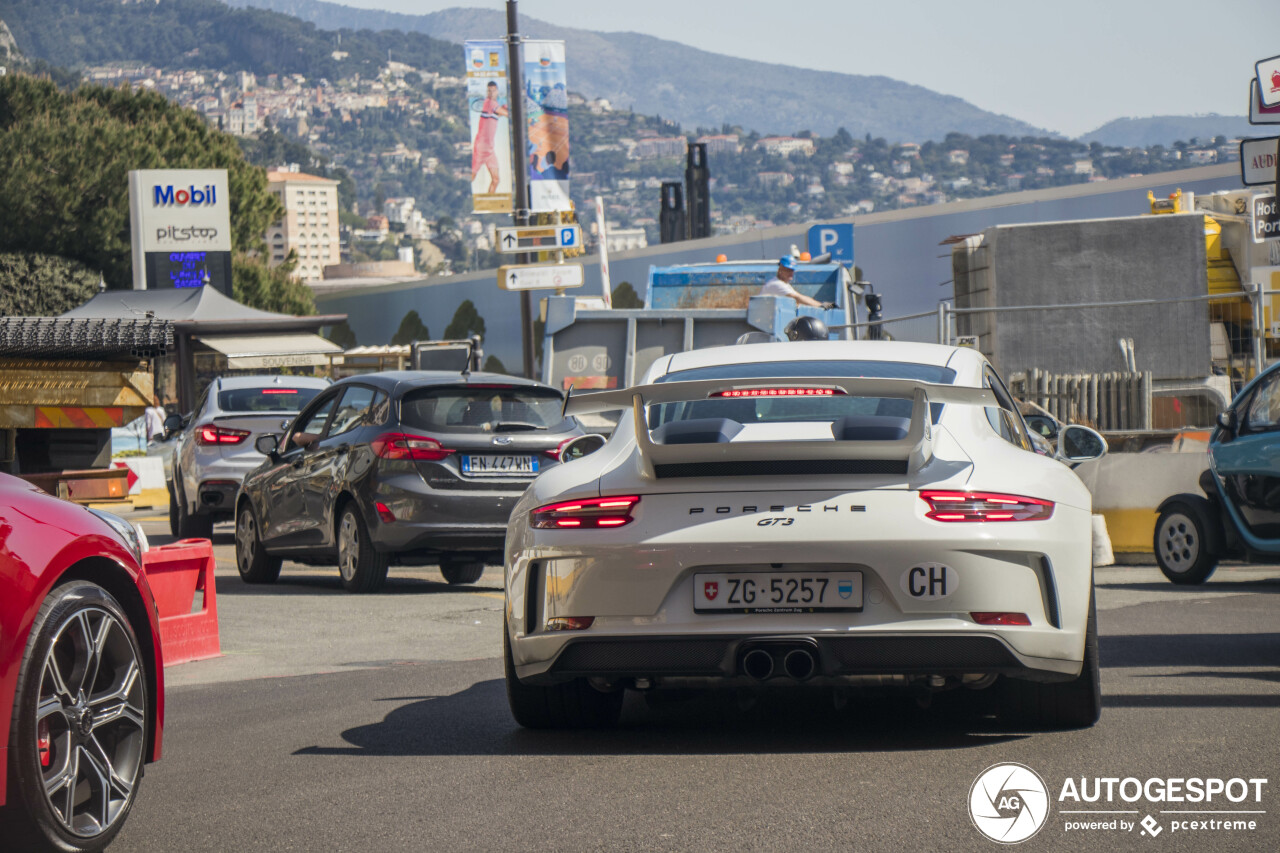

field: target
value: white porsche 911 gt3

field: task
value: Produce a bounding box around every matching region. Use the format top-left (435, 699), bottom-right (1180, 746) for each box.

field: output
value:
top-left (503, 341), bottom-right (1107, 730)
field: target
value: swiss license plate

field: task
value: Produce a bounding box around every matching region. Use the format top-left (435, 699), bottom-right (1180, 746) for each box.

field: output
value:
top-left (694, 572), bottom-right (863, 613)
top-left (461, 455), bottom-right (538, 476)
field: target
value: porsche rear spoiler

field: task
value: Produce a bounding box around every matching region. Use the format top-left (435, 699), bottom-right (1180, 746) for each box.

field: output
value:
top-left (564, 377), bottom-right (997, 478)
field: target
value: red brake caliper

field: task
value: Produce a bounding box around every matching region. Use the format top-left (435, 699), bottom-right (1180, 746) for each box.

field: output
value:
top-left (37, 719), bottom-right (51, 768)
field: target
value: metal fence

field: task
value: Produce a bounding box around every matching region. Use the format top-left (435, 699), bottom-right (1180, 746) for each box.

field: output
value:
top-left (851, 289), bottom-right (1280, 429)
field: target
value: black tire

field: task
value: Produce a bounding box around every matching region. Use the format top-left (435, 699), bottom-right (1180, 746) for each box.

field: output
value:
top-left (174, 479), bottom-right (214, 540)
top-left (235, 502), bottom-right (282, 584)
top-left (1154, 503), bottom-right (1219, 584)
top-left (999, 591), bottom-right (1101, 730)
top-left (440, 559), bottom-right (485, 586)
top-left (504, 625), bottom-right (623, 729)
top-left (336, 503), bottom-right (389, 594)
top-left (1, 582), bottom-right (148, 853)
top-left (167, 485), bottom-right (179, 538)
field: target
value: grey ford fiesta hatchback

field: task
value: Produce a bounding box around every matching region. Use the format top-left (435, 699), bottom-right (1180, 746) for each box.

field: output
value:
top-left (234, 371), bottom-right (584, 592)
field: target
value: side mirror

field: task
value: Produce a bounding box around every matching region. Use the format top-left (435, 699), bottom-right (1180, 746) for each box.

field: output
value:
top-left (1057, 425), bottom-right (1107, 463)
top-left (558, 434), bottom-right (606, 463)
top-left (255, 434), bottom-right (280, 456)
top-left (163, 413), bottom-right (183, 436)
top-left (1216, 410), bottom-right (1237, 433)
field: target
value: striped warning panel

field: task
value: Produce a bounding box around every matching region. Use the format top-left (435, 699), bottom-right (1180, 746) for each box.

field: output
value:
top-left (33, 407), bottom-right (126, 428)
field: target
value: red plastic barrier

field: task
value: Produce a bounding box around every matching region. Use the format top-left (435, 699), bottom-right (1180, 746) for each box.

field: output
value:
top-left (142, 538), bottom-right (221, 666)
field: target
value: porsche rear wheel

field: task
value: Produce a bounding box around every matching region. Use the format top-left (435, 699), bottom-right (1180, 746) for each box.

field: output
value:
top-left (1000, 591), bottom-right (1101, 730)
top-left (1, 582), bottom-right (148, 853)
top-left (504, 627), bottom-right (623, 729)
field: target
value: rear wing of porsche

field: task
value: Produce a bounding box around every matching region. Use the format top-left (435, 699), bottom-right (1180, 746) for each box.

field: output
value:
top-left (564, 377), bottom-right (997, 478)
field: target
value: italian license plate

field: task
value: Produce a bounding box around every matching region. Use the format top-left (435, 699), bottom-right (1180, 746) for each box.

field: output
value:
top-left (461, 455), bottom-right (538, 476)
top-left (694, 572), bottom-right (863, 613)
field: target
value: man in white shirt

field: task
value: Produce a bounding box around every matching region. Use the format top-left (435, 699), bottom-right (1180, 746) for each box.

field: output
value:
top-left (759, 256), bottom-right (833, 309)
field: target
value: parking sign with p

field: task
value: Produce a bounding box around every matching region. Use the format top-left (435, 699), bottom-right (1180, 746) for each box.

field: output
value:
top-left (807, 223), bottom-right (854, 265)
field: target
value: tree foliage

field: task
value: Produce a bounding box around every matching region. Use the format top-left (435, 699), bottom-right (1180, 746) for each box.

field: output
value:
top-left (443, 299), bottom-right (485, 341)
top-left (0, 251), bottom-right (99, 316)
top-left (610, 281), bottom-right (644, 309)
top-left (232, 253), bottom-right (315, 315)
top-left (325, 320), bottom-right (358, 349)
top-left (390, 309), bottom-right (430, 345)
top-left (0, 74), bottom-right (294, 312)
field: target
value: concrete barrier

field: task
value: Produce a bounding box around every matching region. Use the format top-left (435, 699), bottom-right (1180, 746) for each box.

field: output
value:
top-left (1074, 451), bottom-right (1208, 563)
top-left (110, 456), bottom-right (168, 509)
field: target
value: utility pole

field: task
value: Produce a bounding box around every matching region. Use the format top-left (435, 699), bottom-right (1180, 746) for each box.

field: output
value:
top-left (506, 0), bottom-right (536, 379)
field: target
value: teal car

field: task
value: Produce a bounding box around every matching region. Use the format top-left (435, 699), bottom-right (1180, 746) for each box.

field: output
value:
top-left (1155, 363), bottom-right (1280, 583)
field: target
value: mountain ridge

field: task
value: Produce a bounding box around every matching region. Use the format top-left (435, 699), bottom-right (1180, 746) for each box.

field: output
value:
top-left (224, 0), bottom-right (1050, 141)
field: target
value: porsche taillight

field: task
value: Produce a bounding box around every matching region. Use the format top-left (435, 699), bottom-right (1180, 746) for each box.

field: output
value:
top-left (371, 432), bottom-right (455, 462)
top-left (919, 490), bottom-right (1054, 522)
top-left (531, 495), bottom-right (640, 529)
top-left (196, 424), bottom-right (250, 446)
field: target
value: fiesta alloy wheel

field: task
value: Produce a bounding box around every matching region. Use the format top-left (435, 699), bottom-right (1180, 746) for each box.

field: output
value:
top-left (336, 503), bottom-right (389, 594)
top-left (235, 503), bottom-right (282, 584)
top-left (3, 582), bottom-right (148, 853)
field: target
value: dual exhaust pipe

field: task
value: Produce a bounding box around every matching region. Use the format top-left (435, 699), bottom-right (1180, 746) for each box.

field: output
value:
top-left (741, 645), bottom-right (818, 681)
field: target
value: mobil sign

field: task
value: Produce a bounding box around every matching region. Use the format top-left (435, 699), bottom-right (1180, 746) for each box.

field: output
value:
top-left (128, 169), bottom-right (233, 291)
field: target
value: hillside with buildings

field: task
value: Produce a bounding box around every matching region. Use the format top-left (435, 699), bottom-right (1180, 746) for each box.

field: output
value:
top-left (0, 0), bottom-right (1246, 285)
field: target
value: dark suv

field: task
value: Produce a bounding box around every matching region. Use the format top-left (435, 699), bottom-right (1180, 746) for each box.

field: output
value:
top-left (234, 371), bottom-right (584, 592)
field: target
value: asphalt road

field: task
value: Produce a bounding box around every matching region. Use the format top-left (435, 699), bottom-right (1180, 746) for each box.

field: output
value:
top-left (107, 511), bottom-right (1280, 852)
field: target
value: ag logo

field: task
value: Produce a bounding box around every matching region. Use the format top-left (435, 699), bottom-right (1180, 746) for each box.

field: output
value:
top-left (968, 762), bottom-right (1050, 844)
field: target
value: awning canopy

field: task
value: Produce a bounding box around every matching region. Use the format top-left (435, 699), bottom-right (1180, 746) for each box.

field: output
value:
top-left (195, 334), bottom-right (343, 369)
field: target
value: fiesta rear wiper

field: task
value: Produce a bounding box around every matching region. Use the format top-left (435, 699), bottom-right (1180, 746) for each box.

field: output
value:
top-left (493, 421), bottom-right (545, 432)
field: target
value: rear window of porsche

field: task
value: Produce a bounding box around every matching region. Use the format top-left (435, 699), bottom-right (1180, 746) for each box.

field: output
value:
top-left (650, 360), bottom-right (955, 426)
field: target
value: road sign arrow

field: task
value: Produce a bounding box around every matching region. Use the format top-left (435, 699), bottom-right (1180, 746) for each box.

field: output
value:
top-left (508, 271), bottom-right (519, 286)
top-left (503, 234), bottom-right (516, 247)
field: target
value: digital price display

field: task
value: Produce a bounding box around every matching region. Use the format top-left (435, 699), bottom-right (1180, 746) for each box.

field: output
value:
top-left (144, 250), bottom-right (232, 296)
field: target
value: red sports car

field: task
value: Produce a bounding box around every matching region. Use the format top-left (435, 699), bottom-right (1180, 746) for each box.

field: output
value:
top-left (0, 473), bottom-right (164, 852)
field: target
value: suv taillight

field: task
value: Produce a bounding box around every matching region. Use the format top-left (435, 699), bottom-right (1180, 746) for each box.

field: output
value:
top-left (196, 424), bottom-right (250, 446)
top-left (371, 432), bottom-right (455, 462)
top-left (919, 490), bottom-right (1053, 522)
top-left (531, 495), bottom-right (640, 529)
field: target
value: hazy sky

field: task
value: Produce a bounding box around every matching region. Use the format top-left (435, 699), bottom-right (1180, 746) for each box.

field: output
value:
top-left (332, 0), bottom-right (1278, 136)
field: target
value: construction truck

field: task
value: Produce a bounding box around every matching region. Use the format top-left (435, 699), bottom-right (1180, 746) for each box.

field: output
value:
top-left (542, 259), bottom-right (860, 394)
top-left (949, 189), bottom-right (1280, 432)
top-left (0, 318), bottom-right (169, 502)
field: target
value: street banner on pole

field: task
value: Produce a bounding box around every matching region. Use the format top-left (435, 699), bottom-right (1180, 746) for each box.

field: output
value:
top-left (522, 40), bottom-right (571, 212)
top-left (465, 40), bottom-right (513, 213)
top-left (595, 196), bottom-right (612, 308)
top-left (1254, 194), bottom-right (1280, 244)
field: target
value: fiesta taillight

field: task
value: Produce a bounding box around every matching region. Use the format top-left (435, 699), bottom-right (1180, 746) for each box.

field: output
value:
top-left (971, 612), bottom-right (1032, 626)
top-left (919, 490), bottom-right (1054, 522)
top-left (375, 502), bottom-right (396, 524)
top-left (531, 495), bottom-right (640, 529)
top-left (711, 387), bottom-right (846, 398)
top-left (371, 432), bottom-right (455, 462)
top-left (196, 424), bottom-right (250, 446)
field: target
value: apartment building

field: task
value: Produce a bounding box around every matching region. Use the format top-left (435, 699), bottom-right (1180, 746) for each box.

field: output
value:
top-left (265, 170), bottom-right (341, 282)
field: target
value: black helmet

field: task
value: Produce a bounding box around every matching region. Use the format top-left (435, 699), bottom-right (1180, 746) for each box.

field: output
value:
top-left (784, 316), bottom-right (829, 341)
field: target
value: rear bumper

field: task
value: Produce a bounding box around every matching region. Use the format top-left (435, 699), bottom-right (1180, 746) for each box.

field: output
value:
top-left (515, 631), bottom-right (1080, 686)
top-left (367, 471), bottom-right (528, 555)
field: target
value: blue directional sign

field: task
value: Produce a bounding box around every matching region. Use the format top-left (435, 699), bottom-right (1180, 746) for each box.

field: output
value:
top-left (559, 226), bottom-right (578, 249)
top-left (807, 223), bottom-right (855, 265)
